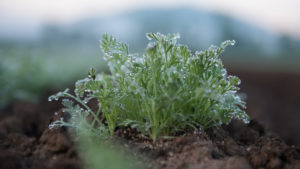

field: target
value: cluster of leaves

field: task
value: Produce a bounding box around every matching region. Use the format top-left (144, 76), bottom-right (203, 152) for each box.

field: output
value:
top-left (49, 33), bottom-right (249, 140)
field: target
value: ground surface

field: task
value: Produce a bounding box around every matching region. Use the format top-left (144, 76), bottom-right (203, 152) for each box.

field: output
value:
top-left (231, 70), bottom-right (300, 146)
top-left (0, 98), bottom-right (299, 169)
top-left (0, 71), bottom-right (300, 169)
top-left (117, 119), bottom-right (300, 169)
top-left (0, 100), bottom-right (80, 169)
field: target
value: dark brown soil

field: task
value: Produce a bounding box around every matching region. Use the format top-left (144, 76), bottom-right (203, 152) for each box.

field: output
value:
top-left (115, 120), bottom-right (300, 169)
top-left (1, 69), bottom-right (300, 169)
top-left (0, 100), bottom-right (80, 169)
top-left (229, 69), bottom-right (300, 146)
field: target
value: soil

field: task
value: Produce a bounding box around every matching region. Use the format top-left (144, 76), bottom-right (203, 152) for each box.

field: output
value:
top-left (1, 70), bottom-right (300, 169)
top-left (116, 120), bottom-right (300, 169)
top-left (228, 69), bottom-right (300, 146)
top-left (0, 99), bottom-right (299, 169)
top-left (0, 99), bottom-right (80, 169)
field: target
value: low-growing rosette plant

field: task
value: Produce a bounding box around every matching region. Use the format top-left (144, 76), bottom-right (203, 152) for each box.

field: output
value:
top-left (49, 33), bottom-right (249, 140)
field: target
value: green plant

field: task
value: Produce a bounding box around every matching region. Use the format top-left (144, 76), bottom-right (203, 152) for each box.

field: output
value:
top-left (49, 33), bottom-right (249, 140)
top-left (77, 129), bottom-right (141, 169)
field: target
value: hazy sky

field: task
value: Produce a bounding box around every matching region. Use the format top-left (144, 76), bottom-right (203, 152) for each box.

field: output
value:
top-left (1, 0), bottom-right (300, 37)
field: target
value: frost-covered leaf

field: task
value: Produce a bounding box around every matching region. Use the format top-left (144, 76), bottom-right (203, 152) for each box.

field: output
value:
top-left (48, 88), bottom-right (69, 101)
top-left (49, 33), bottom-right (249, 141)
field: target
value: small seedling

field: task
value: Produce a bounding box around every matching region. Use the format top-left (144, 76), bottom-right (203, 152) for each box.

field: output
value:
top-left (49, 33), bottom-right (249, 140)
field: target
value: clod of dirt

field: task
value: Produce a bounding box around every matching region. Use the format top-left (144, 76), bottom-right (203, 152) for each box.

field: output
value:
top-left (0, 101), bottom-right (81, 169)
top-left (119, 120), bottom-right (300, 169)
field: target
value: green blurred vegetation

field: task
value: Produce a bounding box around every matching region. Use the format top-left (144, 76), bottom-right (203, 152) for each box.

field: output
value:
top-left (78, 134), bottom-right (141, 169)
top-left (1, 8), bottom-right (300, 108)
top-left (67, 118), bottom-right (141, 169)
top-left (0, 41), bottom-right (107, 108)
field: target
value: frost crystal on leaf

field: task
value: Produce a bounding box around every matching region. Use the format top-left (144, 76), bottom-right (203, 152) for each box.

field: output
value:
top-left (48, 33), bottom-right (249, 140)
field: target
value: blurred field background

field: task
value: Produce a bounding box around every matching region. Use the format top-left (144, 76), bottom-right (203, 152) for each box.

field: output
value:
top-left (1, 0), bottom-right (299, 145)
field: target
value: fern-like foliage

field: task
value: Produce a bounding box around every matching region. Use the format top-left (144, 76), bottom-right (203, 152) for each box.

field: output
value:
top-left (49, 33), bottom-right (249, 140)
